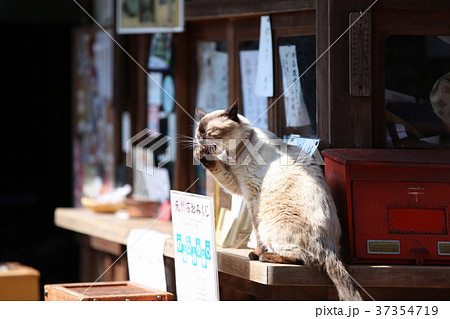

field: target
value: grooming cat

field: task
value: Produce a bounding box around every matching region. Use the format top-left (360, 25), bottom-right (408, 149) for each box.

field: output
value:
top-left (194, 101), bottom-right (363, 301)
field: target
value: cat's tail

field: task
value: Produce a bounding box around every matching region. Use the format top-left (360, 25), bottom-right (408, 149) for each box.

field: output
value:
top-left (323, 251), bottom-right (363, 301)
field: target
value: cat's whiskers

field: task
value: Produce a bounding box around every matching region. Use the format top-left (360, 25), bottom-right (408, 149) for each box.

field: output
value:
top-left (175, 134), bottom-right (200, 150)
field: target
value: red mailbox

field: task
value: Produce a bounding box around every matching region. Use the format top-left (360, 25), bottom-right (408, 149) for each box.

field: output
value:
top-left (323, 149), bottom-right (450, 265)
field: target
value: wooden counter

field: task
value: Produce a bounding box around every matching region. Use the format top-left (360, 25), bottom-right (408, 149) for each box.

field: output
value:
top-left (55, 208), bottom-right (174, 256)
top-left (56, 208), bottom-right (450, 300)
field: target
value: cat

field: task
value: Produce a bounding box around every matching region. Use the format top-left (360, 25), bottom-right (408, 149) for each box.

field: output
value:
top-left (193, 101), bottom-right (363, 301)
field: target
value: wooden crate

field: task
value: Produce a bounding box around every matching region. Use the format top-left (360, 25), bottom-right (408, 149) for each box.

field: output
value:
top-left (0, 262), bottom-right (40, 301)
top-left (323, 149), bottom-right (450, 265)
top-left (44, 281), bottom-right (173, 301)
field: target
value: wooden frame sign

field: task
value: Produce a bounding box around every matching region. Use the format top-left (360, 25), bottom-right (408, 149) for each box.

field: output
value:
top-left (117, 0), bottom-right (184, 34)
top-left (170, 190), bottom-right (219, 300)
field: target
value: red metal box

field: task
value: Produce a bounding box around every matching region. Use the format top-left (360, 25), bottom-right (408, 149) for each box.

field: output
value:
top-left (322, 149), bottom-right (450, 265)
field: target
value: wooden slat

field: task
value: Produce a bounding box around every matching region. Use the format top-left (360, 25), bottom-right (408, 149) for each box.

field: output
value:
top-left (219, 272), bottom-right (329, 300)
top-left (217, 248), bottom-right (330, 286)
top-left (186, 0), bottom-right (316, 21)
top-left (322, 0), bottom-right (373, 148)
top-left (348, 265), bottom-right (450, 289)
top-left (217, 249), bottom-right (269, 285)
top-left (216, 248), bottom-right (450, 288)
top-left (374, 0), bottom-right (450, 10)
top-left (316, 0), bottom-right (330, 146)
top-left (89, 236), bottom-right (123, 256)
top-left (173, 32), bottom-right (196, 191)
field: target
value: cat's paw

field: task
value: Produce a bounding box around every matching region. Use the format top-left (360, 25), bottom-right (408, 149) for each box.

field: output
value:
top-left (194, 145), bottom-right (208, 161)
top-left (259, 252), bottom-right (303, 265)
top-left (248, 251), bottom-right (260, 260)
top-left (194, 146), bottom-right (217, 170)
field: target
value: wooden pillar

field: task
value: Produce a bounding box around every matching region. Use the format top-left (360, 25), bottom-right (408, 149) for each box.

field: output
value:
top-left (317, 0), bottom-right (376, 148)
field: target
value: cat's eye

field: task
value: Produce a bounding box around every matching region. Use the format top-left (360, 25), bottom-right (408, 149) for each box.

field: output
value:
top-left (208, 129), bottom-right (221, 138)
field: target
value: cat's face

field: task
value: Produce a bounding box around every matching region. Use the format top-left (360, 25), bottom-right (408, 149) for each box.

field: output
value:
top-left (195, 101), bottom-right (247, 153)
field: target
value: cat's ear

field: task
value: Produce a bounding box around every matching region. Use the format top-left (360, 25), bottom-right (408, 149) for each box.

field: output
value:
top-left (195, 108), bottom-right (207, 119)
top-left (225, 100), bottom-right (240, 123)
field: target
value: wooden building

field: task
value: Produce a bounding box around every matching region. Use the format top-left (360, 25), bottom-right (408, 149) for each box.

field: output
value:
top-left (61, 0), bottom-right (450, 300)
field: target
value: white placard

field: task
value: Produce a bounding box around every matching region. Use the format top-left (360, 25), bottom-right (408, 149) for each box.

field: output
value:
top-left (279, 45), bottom-right (310, 127)
top-left (239, 50), bottom-right (268, 129)
top-left (287, 135), bottom-right (319, 156)
top-left (196, 43), bottom-right (229, 113)
top-left (254, 16), bottom-right (273, 97)
top-left (126, 229), bottom-right (171, 291)
top-left (142, 167), bottom-right (171, 202)
top-left (168, 113), bottom-right (177, 160)
top-left (121, 111), bottom-right (131, 153)
top-left (170, 190), bottom-right (219, 301)
top-left (211, 51), bottom-right (229, 109)
top-left (287, 135), bottom-right (323, 164)
top-left (148, 72), bottom-right (163, 106)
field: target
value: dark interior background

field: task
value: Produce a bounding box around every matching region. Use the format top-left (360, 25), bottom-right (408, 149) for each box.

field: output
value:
top-left (0, 0), bottom-right (84, 297)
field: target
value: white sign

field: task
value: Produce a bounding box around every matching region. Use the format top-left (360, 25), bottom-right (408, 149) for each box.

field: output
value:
top-left (239, 50), bottom-right (268, 130)
top-left (196, 43), bottom-right (229, 113)
top-left (287, 135), bottom-right (323, 165)
top-left (254, 16), bottom-right (274, 97)
top-left (279, 45), bottom-right (310, 127)
top-left (142, 167), bottom-right (171, 202)
top-left (170, 190), bottom-right (219, 301)
top-left (126, 229), bottom-right (170, 292)
top-left (147, 72), bottom-right (163, 106)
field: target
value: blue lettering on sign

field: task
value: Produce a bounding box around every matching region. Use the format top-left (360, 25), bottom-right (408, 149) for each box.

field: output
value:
top-left (176, 234), bottom-right (211, 269)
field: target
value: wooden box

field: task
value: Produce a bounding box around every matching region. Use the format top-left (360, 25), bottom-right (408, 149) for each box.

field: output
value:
top-left (125, 198), bottom-right (160, 218)
top-left (44, 281), bottom-right (173, 301)
top-left (323, 149), bottom-right (450, 265)
top-left (0, 262), bottom-right (40, 301)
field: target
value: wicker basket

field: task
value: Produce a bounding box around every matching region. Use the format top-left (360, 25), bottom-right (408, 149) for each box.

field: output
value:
top-left (125, 198), bottom-right (160, 218)
top-left (81, 197), bottom-right (124, 213)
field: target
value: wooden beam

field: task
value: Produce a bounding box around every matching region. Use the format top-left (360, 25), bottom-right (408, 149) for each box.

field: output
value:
top-left (186, 0), bottom-right (316, 21)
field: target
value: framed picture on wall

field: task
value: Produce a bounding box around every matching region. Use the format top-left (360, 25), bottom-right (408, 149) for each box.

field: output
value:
top-left (117, 0), bottom-right (184, 34)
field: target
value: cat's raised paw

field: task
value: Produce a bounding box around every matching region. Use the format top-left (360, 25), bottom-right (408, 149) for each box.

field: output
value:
top-left (194, 146), bottom-right (217, 170)
top-left (194, 145), bottom-right (207, 161)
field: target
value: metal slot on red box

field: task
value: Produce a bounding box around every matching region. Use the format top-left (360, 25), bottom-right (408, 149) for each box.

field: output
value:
top-left (367, 240), bottom-right (401, 255)
top-left (438, 242), bottom-right (450, 255)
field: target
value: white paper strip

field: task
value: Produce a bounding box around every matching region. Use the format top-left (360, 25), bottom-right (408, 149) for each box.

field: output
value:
top-left (127, 229), bottom-right (171, 292)
top-left (279, 45), bottom-right (310, 127)
top-left (148, 72), bottom-right (163, 106)
top-left (239, 50), bottom-right (268, 129)
top-left (196, 43), bottom-right (229, 112)
top-left (121, 111), bottom-right (131, 153)
top-left (254, 16), bottom-right (274, 97)
top-left (142, 167), bottom-right (171, 202)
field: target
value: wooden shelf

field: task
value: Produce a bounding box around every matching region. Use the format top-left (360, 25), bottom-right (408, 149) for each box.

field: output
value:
top-left (185, 0), bottom-right (315, 21)
top-left (55, 208), bottom-right (450, 289)
top-left (55, 208), bottom-right (173, 245)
